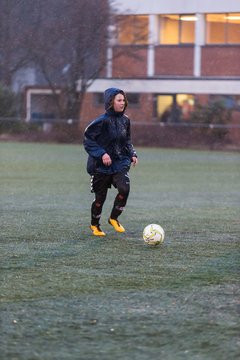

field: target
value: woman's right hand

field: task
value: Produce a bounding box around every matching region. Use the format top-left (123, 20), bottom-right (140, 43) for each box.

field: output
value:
top-left (102, 153), bottom-right (112, 166)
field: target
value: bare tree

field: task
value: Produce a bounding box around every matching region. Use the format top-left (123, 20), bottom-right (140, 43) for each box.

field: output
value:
top-left (0, 0), bottom-right (147, 121)
top-left (0, 0), bottom-right (34, 86)
top-left (0, 0), bottom-right (111, 119)
top-left (26, 0), bottom-right (110, 120)
top-left (57, 0), bottom-right (110, 119)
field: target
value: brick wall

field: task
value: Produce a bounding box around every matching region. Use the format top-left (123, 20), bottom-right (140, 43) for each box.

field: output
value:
top-left (80, 92), bottom-right (155, 131)
top-left (79, 93), bottom-right (240, 149)
top-left (228, 111), bottom-right (240, 145)
top-left (112, 46), bottom-right (148, 78)
top-left (80, 93), bottom-right (102, 130)
top-left (202, 46), bottom-right (240, 76)
top-left (155, 45), bottom-right (194, 75)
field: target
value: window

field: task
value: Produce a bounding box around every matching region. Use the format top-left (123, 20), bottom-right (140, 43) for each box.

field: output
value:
top-left (209, 95), bottom-right (240, 111)
top-left (159, 14), bottom-right (195, 44)
top-left (180, 15), bottom-right (196, 43)
top-left (94, 93), bottom-right (104, 105)
top-left (116, 15), bottom-right (149, 45)
top-left (206, 13), bottom-right (240, 44)
top-left (157, 95), bottom-right (173, 120)
top-left (157, 94), bottom-right (195, 122)
top-left (177, 94), bottom-right (195, 120)
top-left (94, 93), bottom-right (140, 107)
top-left (127, 93), bottom-right (140, 105)
top-left (160, 15), bottom-right (179, 44)
top-left (31, 94), bottom-right (59, 122)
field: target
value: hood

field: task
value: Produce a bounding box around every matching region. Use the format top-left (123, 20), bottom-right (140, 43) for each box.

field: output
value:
top-left (104, 87), bottom-right (126, 112)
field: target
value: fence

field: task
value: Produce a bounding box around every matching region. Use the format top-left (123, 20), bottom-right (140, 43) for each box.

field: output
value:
top-left (0, 117), bottom-right (239, 150)
top-left (130, 121), bottom-right (240, 149)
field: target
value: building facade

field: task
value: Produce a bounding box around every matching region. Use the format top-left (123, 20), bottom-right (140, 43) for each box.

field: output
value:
top-left (80, 0), bottom-right (240, 131)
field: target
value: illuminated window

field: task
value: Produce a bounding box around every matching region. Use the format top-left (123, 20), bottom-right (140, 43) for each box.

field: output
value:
top-left (180, 15), bottom-right (196, 43)
top-left (160, 15), bottom-right (179, 44)
top-left (177, 94), bottom-right (195, 121)
top-left (206, 13), bottom-right (240, 44)
top-left (227, 13), bottom-right (240, 43)
top-left (157, 95), bottom-right (173, 119)
top-left (116, 15), bottom-right (149, 45)
top-left (159, 15), bottom-right (195, 44)
top-left (206, 14), bottom-right (226, 43)
top-left (157, 94), bottom-right (195, 122)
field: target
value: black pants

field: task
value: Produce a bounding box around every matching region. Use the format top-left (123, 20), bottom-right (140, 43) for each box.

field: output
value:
top-left (90, 171), bottom-right (130, 226)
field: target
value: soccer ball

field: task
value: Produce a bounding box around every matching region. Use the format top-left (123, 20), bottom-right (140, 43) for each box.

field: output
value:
top-left (143, 224), bottom-right (165, 246)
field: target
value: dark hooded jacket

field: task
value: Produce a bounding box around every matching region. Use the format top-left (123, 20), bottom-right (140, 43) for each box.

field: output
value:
top-left (84, 88), bottom-right (137, 175)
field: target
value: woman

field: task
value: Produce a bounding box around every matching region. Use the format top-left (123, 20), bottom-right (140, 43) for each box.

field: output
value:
top-left (84, 87), bottom-right (138, 236)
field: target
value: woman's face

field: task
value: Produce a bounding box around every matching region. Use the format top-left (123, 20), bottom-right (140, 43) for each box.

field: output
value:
top-left (113, 93), bottom-right (125, 112)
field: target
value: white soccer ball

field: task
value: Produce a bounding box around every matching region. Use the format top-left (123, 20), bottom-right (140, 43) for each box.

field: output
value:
top-left (143, 224), bottom-right (165, 246)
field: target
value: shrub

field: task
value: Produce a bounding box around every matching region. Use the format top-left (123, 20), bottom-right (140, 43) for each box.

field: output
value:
top-left (190, 101), bottom-right (231, 141)
top-left (0, 85), bottom-right (18, 117)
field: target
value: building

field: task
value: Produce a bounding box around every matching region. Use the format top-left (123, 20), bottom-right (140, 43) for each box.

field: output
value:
top-left (80, 0), bottom-right (240, 133)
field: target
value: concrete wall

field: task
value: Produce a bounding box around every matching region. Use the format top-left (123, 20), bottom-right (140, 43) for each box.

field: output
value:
top-left (113, 0), bottom-right (240, 15)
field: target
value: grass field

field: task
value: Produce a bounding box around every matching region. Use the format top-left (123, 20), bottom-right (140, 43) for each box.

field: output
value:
top-left (0, 141), bottom-right (239, 360)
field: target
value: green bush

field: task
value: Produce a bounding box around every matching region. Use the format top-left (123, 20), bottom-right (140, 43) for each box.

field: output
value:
top-left (190, 101), bottom-right (231, 141)
top-left (0, 84), bottom-right (41, 134)
top-left (0, 118), bottom-right (41, 134)
top-left (0, 85), bottom-right (18, 117)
